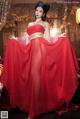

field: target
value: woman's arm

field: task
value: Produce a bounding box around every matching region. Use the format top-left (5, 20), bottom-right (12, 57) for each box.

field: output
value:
top-left (44, 22), bottom-right (50, 41)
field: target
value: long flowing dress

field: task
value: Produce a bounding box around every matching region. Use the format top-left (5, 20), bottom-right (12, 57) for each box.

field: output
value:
top-left (2, 24), bottom-right (78, 117)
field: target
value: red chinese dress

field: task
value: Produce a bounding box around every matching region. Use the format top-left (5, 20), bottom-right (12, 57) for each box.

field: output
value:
top-left (2, 24), bottom-right (78, 117)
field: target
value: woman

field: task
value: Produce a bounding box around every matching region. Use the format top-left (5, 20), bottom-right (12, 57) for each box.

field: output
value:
top-left (2, 1), bottom-right (78, 119)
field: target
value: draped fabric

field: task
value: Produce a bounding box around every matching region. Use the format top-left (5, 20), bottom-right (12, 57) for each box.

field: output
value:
top-left (2, 24), bottom-right (78, 117)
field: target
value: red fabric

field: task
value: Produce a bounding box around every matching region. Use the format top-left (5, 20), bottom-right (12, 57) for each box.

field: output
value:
top-left (27, 24), bottom-right (45, 35)
top-left (2, 25), bottom-right (78, 117)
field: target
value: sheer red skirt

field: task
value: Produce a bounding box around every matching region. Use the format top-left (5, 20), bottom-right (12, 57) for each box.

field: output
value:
top-left (2, 36), bottom-right (78, 117)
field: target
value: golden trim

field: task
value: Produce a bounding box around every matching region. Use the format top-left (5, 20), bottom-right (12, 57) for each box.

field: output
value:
top-left (29, 32), bottom-right (43, 40)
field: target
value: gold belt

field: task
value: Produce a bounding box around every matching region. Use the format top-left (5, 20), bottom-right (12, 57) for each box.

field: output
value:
top-left (29, 32), bottom-right (43, 40)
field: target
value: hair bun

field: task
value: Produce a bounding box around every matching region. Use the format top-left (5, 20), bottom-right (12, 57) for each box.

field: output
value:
top-left (35, 1), bottom-right (50, 13)
top-left (44, 4), bottom-right (50, 13)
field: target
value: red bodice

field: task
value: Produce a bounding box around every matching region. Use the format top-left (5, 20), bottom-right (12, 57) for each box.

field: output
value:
top-left (27, 24), bottom-right (45, 35)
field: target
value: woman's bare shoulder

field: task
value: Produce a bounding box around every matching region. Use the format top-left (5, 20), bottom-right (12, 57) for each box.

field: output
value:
top-left (28, 22), bottom-right (34, 27)
top-left (43, 21), bottom-right (50, 27)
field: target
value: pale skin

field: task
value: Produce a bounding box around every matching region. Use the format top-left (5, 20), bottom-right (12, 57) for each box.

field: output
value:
top-left (0, 64), bottom-right (3, 76)
top-left (0, 64), bottom-right (3, 91)
top-left (28, 6), bottom-right (50, 41)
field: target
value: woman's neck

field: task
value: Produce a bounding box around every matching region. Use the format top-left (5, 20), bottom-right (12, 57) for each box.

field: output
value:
top-left (35, 18), bottom-right (43, 23)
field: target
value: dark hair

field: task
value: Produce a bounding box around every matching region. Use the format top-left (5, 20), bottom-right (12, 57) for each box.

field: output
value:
top-left (35, 1), bottom-right (50, 21)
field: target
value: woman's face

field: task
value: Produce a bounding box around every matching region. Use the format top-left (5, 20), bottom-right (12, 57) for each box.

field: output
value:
top-left (35, 6), bottom-right (44, 19)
